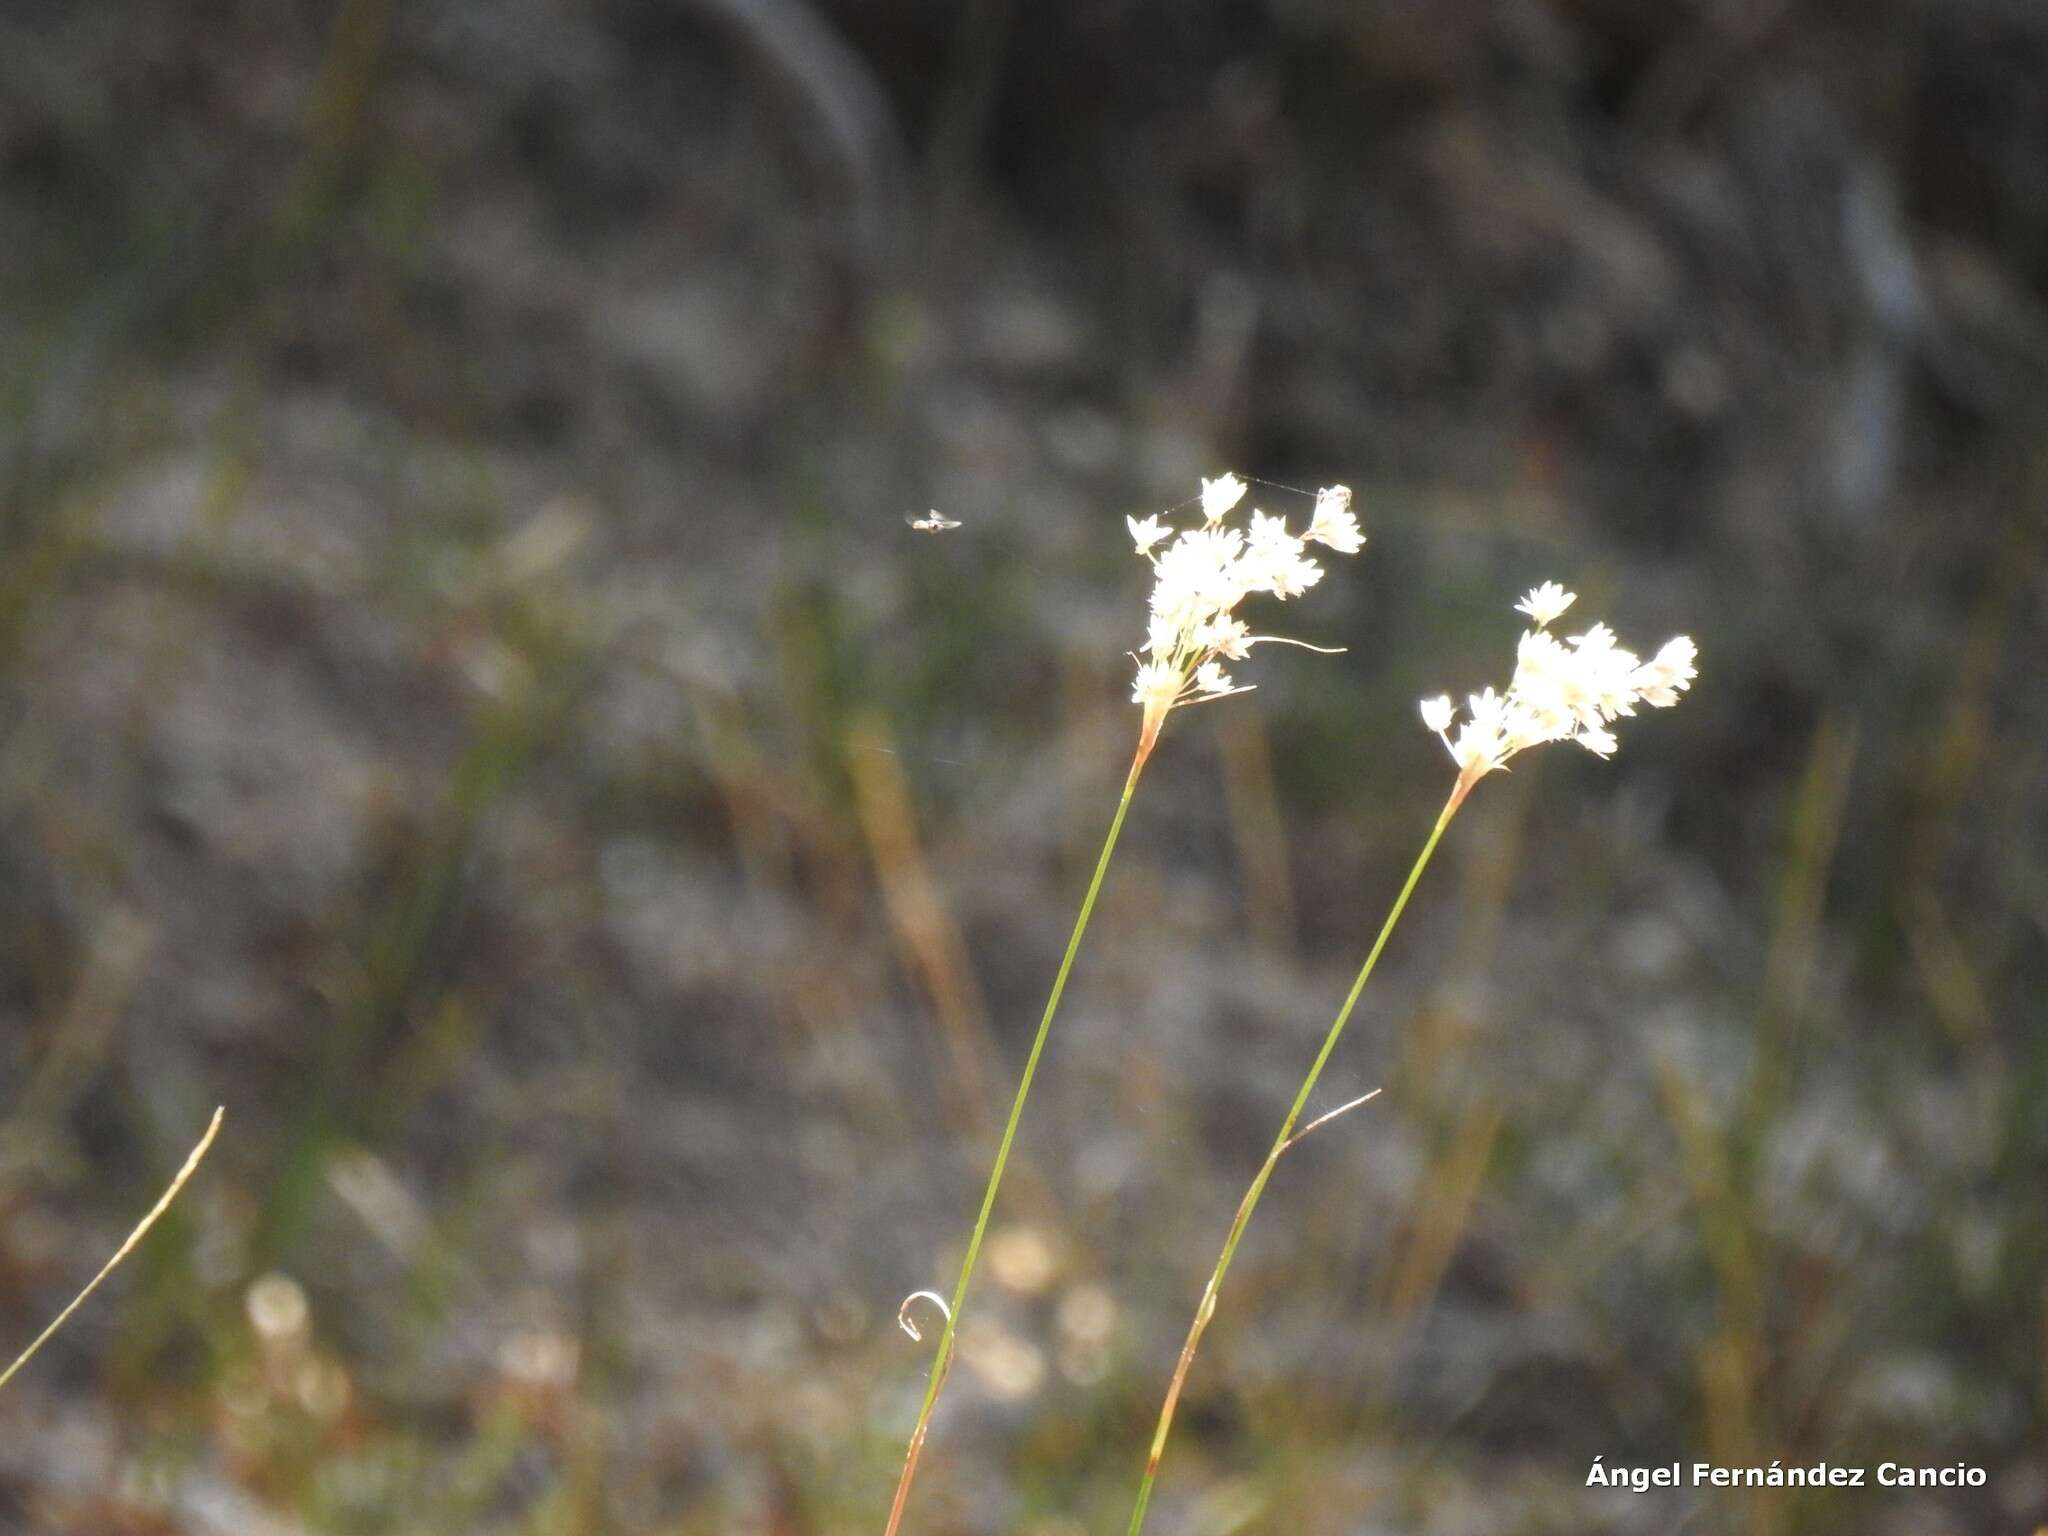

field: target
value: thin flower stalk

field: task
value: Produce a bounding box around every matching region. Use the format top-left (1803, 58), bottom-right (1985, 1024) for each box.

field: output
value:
top-left (883, 477), bottom-right (1360, 1536)
top-left (1124, 800), bottom-right (1450, 1536)
top-left (1126, 584), bottom-right (1695, 1535)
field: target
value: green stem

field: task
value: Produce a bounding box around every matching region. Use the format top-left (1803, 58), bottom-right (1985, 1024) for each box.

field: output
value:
top-left (883, 754), bottom-right (1146, 1536)
top-left (1126, 785), bottom-right (1462, 1536)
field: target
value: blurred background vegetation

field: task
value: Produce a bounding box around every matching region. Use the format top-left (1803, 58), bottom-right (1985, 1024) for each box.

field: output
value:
top-left (1, 1), bottom-right (2044, 1532)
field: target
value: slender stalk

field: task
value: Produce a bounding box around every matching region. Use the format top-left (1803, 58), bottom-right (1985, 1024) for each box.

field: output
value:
top-left (883, 751), bottom-right (1148, 1536)
top-left (0, 1106), bottom-right (224, 1394)
top-left (1126, 784), bottom-right (1464, 1536)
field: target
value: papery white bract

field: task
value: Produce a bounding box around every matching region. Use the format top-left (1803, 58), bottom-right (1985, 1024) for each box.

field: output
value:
top-left (1130, 474), bottom-right (1362, 754)
top-left (1423, 582), bottom-right (1695, 790)
top-left (1132, 660), bottom-right (1182, 714)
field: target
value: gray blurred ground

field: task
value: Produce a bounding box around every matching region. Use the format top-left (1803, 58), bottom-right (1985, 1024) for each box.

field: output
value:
top-left (0, 2), bottom-right (2044, 1533)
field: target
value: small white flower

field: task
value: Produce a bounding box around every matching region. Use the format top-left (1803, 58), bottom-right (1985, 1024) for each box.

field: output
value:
top-left (1632, 635), bottom-right (1698, 707)
top-left (1192, 615), bottom-right (1252, 660)
top-left (1244, 509), bottom-right (1294, 551)
top-left (1514, 581), bottom-right (1576, 628)
top-left (1306, 485), bottom-right (1365, 553)
top-left (1423, 581), bottom-right (1695, 790)
top-left (1193, 661), bottom-right (1233, 694)
top-left (1200, 473), bottom-right (1248, 523)
top-left (1128, 514), bottom-right (1169, 555)
top-left (1261, 540), bottom-right (1324, 598)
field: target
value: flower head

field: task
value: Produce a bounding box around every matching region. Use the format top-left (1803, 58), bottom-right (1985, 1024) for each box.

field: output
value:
top-left (1130, 473), bottom-right (1362, 758)
top-left (1421, 580), bottom-right (1695, 794)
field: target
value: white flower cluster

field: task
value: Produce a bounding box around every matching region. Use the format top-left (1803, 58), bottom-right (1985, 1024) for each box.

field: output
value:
top-left (1128, 475), bottom-right (1364, 743)
top-left (1419, 583), bottom-right (1696, 784)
